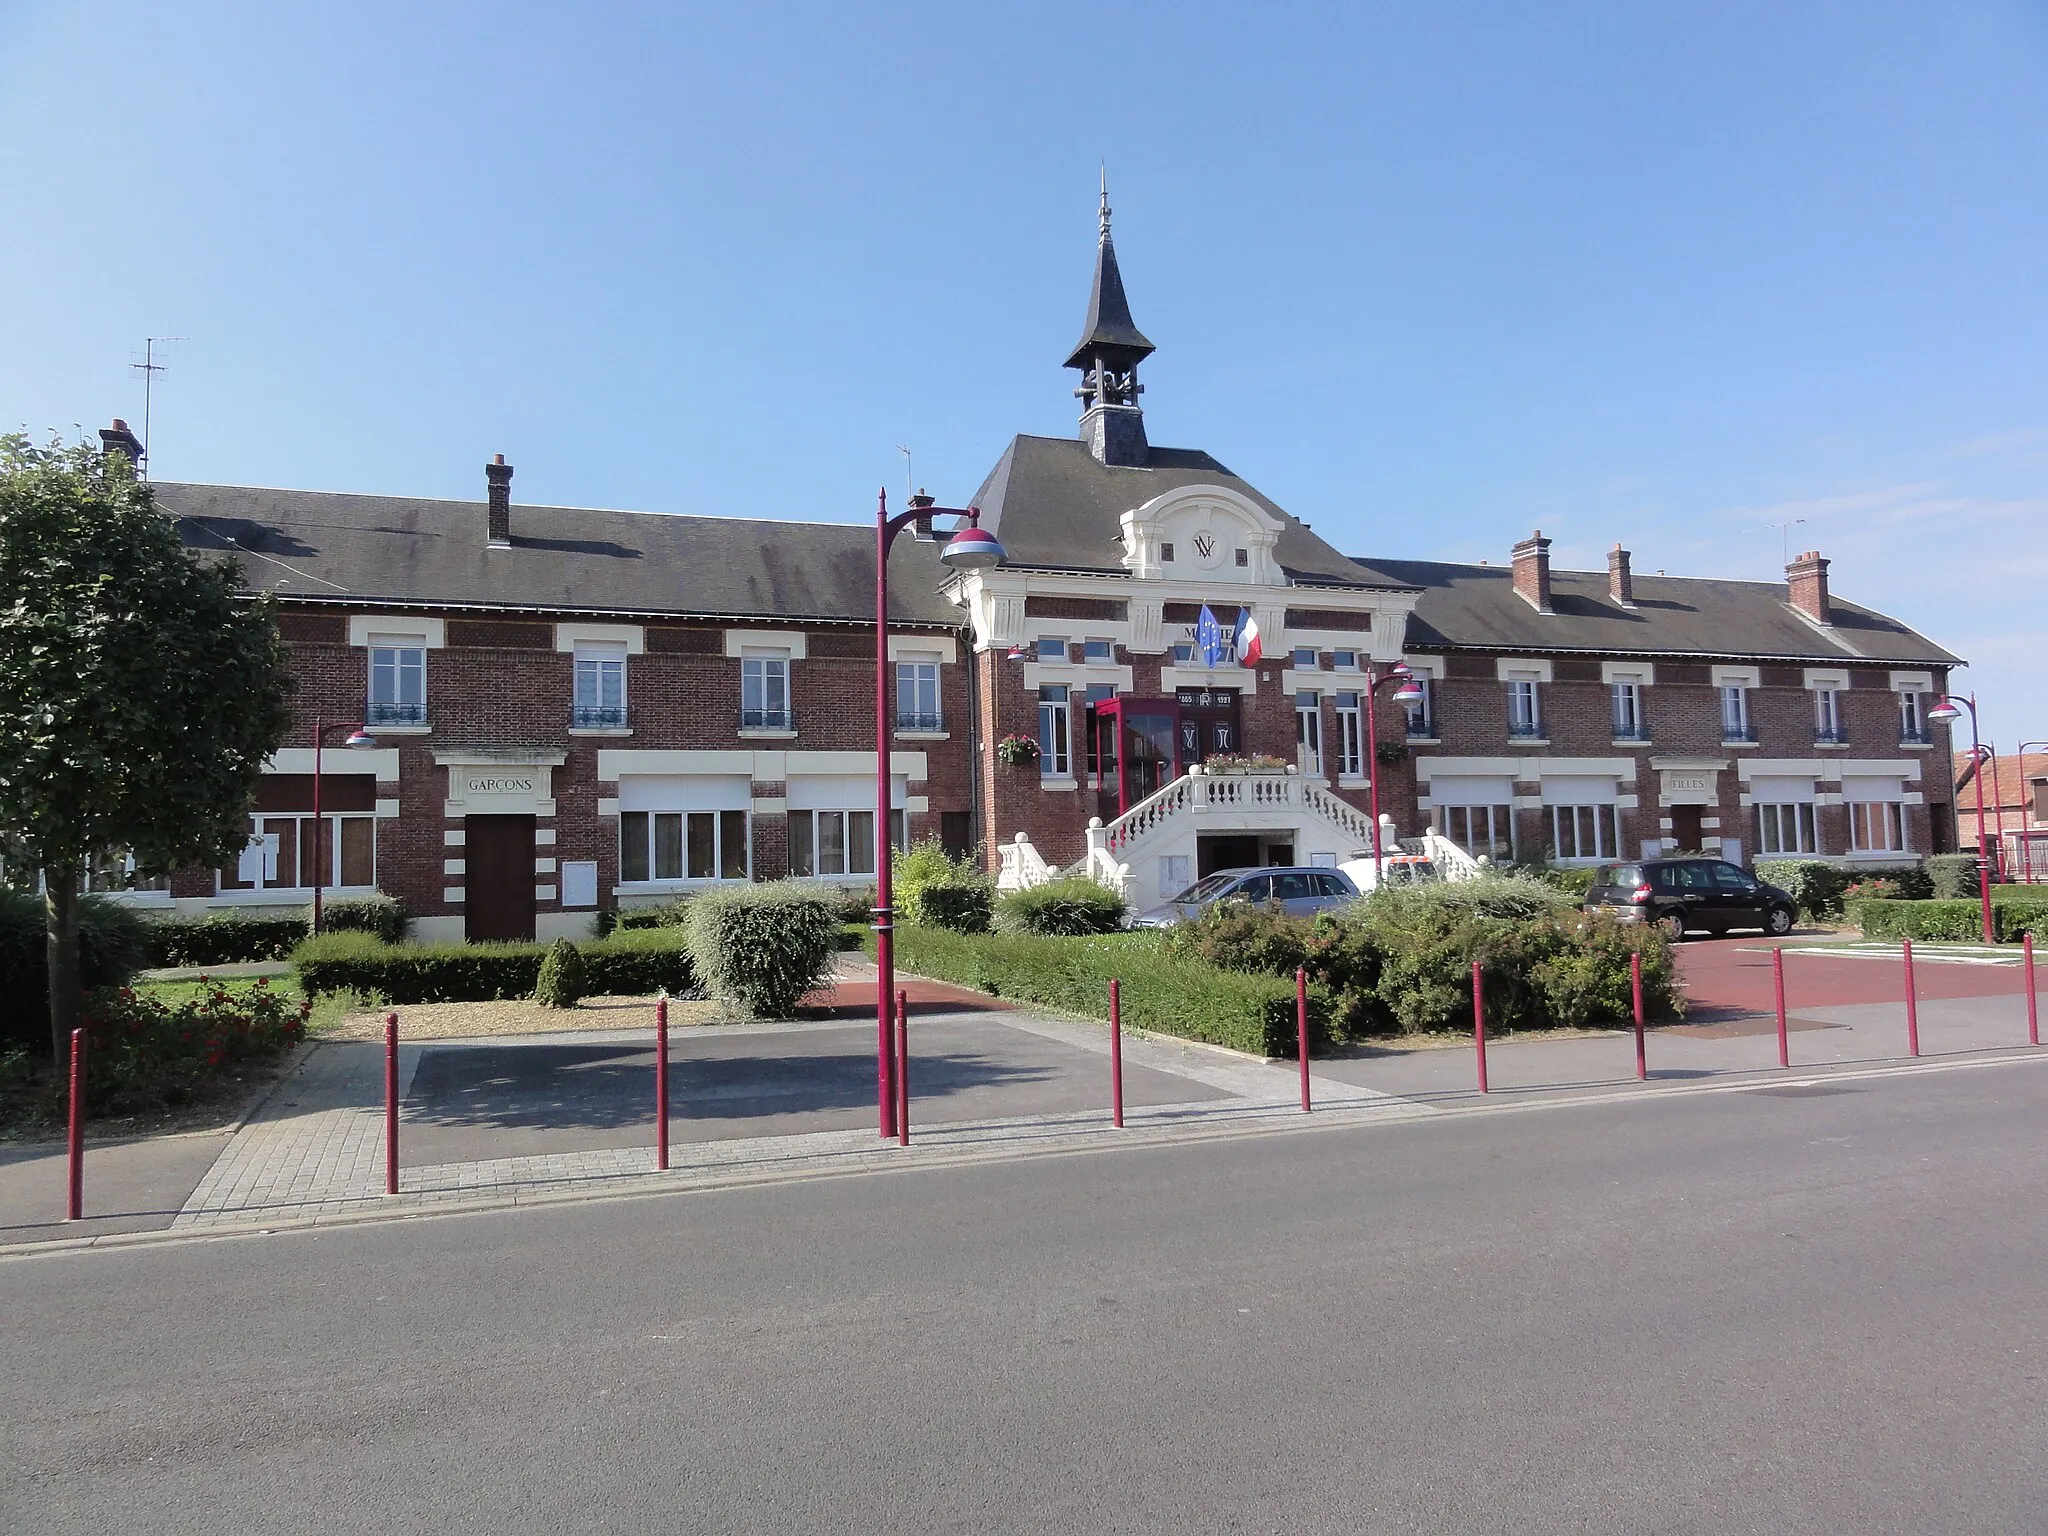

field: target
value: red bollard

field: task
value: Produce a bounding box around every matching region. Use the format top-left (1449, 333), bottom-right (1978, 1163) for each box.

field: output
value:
top-left (1296, 967), bottom-right (1311, 1113)
top-left (895, 989), bottom-right (909, 1147)
top-left (65, 1027), bottom-right (85, 1222)
top-left (1903, 940), bottom-right (1920, 1058)
top-left (2026, 933), bottom-right (2039, 1048)
top-left (655, 997), bottom-right (670, 1171)
top-left (384, 1013), bottom-right (399, 1195)
top-left (1631, 951), bottom-right (1646, 1081)
top-left (1773, 946), bottom-right (1790, 1069)
top-left (1472, 961), bottom-right (1489, 1094)
top-left (1109, 978), bottom-right (1125, 1128)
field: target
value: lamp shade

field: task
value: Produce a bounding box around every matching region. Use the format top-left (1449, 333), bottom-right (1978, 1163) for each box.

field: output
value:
top-left (1392, 679), bottom-right (1426, 705)
top-left (1004, 644), bottom-right (1028, 662)
top-left (343, 729), bottom-right (378, 748)
top-left (1924, 697), bottom-right (1964, 724)
top-left (940, 525), bottom-right (1005, 571)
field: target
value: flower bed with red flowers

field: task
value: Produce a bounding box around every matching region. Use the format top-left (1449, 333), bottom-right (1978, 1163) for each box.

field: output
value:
top-left (74, 978), bottom-right (311, 1116)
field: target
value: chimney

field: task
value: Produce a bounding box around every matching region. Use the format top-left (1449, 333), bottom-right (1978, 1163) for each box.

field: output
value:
top-left (485, 454), bottom-right (512, 548)
top-left (99, 418), bottom-right (144, 477)
top-left (1511, 529), bottom-right (1553, 613)
top-left (907, 487), bottom-right (937, 541)
top-left (1608, 542), bottom-right (1635, 608)
top-left (1787, 549), bottom-right (1831, 625)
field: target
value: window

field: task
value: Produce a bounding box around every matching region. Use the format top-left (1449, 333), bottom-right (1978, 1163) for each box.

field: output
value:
top-left (1159, 542), bottom-right (1174, 563)
top-left (572, 644), bottom-right (627, 729)
top-left (1611, 681), bottom-right (1645, 740)
top-left (788, 809), bottom-right (904, 878)
top-left (1550, 804), bottom-right (1620, 861)
top-left (1404, 675), bottom-right (1435, 737)
top-left (1899, 691), bottom-right (1926, 743)
top-left (621, 809), bottom-right (750, 882)
top-left (1291, 648), bottom-right (1318, 669)
top-left (1439, 804), bottom-right (1515, 861)
top-left (1722, 685), bottom-right (1753, 742)
top-left (1082, 638), bottom-right (1113, 663)
top-left (1849, 800), bottom-right (1906, 852)
top-left (1234, 548), bottom-right (1249, 568)
top-left (1333, 692), bottom-right (1364, 778)
top-left (367, 640), bottom-right (426, 726)
top-left (1081, 682), bottom-right (1116, 777)
top-left (1170, 642), bottom-right (1196, 663)
top-left (1035, 636), bottom-right (1069, 663)
top-left (741, 651), bottom-right (790, 729)
top-left (1758, 803), bottom-right (1817, 855)
top-left (895, 653), bottom-right (941, 731)
top-left (1815, 688), bottom-right (1844, 743)
top-left (1038, 684), bottom-right (1071, 778)
top-left (1295, 691), bottom-right (1322, 777)
top-left (1507, 678), bottom-right (1542, 737)
top-left (1331, 650), bottom-right (1357, 671)
top-left (220, 814), bottom-right (375, 892)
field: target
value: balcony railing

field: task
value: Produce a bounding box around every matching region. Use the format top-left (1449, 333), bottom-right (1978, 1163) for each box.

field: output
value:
top-left (365, 700), bottom-right (428, 727)
top-left (740, 707), bottom-right (794, 731)
top-left (1815, 725), bottom-right (1851, 745)
top-left (1405, 713), bottom-right (1435, 739)
top-left (1721, 723), bottom-right (1758, 743)
top-left (1611, 723), bottom-right (1652, 742)
top-left (1508, 723), bottom-right (1546, 740)
top-left (895, 710), bottom-right (944, 733)
top-left (1899, 728), bottom-right (1933, 745)
top-left (570, 704), bottom-right (629, 730)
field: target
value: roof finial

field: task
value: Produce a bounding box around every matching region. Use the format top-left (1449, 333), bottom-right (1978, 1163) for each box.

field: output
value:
top-left (1099, 164), bottom-right (1111, 240)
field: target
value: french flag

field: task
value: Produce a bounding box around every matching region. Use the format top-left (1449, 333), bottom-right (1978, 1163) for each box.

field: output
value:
top-left (1235, 606), bottom-right (1262, 666)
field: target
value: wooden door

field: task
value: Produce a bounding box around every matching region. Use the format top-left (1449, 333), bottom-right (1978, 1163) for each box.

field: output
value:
top-left (466, 815), bottom-right (536, 941)
top-left (1669, 805), bottom-right (1703, 852)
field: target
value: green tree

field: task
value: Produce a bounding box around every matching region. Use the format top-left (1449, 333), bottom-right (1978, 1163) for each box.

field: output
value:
top-left (0, 433), bottom-right (292, 1059)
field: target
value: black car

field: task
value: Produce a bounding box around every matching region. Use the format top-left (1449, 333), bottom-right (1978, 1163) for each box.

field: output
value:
top-left (1584, 858), bottom-right (1797, 940)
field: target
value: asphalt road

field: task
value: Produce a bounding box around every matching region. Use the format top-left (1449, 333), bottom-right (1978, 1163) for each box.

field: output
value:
top-left (7, 1057), bottom-right (2048, 1533)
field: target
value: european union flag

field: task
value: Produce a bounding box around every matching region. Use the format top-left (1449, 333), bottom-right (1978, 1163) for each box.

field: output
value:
top-left (1195, 605), bottom-right (1225, 669)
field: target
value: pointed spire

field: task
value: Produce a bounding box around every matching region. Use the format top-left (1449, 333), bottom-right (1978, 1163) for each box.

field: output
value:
top-left (1064, 171), bottom-right (1154, 370)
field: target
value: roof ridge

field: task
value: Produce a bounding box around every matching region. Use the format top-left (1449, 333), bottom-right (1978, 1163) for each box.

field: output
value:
top-left (158, 481), bottom-right (875, 532)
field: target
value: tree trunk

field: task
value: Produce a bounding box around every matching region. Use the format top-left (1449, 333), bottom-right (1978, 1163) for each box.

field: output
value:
top-left (46, 863), bottom-right (81, 1064)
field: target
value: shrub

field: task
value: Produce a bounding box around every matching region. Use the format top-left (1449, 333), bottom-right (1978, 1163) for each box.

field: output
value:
top-left (75, 979), bottom-right (310, 1114)
top-left (1842, 878), bottom-right (1905, 902)
top-left (1513, 863), bottom-right (1598, 897)
top-left (319, 894), bottom-right (411, 943)
top-left (533, 937), bottom-right (588, 1007)
top-left (895, 840), bottom-right (993, 934)
top-left (1755, 860), bottom-right (1849, 920)
top-left (0, 890), bottom-right (152, 1051)
top-left (994, 875), bottom-right (1128, 936)
top-left (1926, 854), bottom-right (1981, 901)
top-left (608, 899), bottom-right (692, 933)
top-left (1850, 897), bottom-right (2048, 943)
top-left (685, 882), bottom-right (840, 1018)
top-left (294, 928), bottom-right (697, 1003)
top-left (886, 926), bottom-right (1333, 1057)
top-left (141, 911), bottom-right (309, 967)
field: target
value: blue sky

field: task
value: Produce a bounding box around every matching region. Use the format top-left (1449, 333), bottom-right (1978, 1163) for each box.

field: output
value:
top-left (3, 2), bottom-right (2043, 740)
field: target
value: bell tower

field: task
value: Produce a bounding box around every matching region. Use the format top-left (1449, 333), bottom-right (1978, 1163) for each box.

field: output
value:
top-left (1066, 177), bottom-right (1155, 467)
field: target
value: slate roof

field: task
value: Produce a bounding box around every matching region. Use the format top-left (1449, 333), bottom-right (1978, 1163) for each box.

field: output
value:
top-left (1063, 232), bottom-right (1155, 369)
top-left (154, 482), bottom-right (964, 626)
top-left (1346, 556), bottom-right (1963, 667)
top-left (970, 433), bottom-right (1404, 590)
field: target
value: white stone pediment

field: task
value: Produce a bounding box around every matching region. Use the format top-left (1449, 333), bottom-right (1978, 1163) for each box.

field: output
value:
top-left (1120, 485), bottom-right (1282, 584)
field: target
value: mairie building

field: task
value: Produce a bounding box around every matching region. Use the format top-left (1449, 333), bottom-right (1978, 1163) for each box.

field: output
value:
top-left (122, 197), bottom-right (1960, 940)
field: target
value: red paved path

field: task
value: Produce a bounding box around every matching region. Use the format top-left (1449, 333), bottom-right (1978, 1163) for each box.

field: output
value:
top-left (1677, 937), bottom-right (2035, 1017)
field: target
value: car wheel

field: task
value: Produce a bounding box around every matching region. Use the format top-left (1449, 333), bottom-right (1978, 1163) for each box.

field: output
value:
top-left (1659, 909), bottom-right (1687, 941)
top-left (1764, 904), bottom-right (1795, 937)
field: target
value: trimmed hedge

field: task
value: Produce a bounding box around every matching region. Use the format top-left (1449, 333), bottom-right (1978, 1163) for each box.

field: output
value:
top-left (1755, 861), bottom-right (1848, 920)
top-left (0, 890), bottom-right (152, 1052)
top-left (884, 926), bottom-right (1331, 1057)
top-left (1849, 895), bottom-right (2048, 943)
top-left (993, 875), bottom-right (1127, 936)
top-left (143, 911), bottom-right (309, 967)
top-left (1925, 854), bottom-right (1981, 900)
top-left (321, 894), bottom-right (411, 943)
top-left (293, 927), bottom-right (697, 1003)
top-left (684, 882), bottom-right (841, 1018)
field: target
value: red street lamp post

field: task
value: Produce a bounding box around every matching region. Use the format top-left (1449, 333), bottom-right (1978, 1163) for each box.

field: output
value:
top-left (872, 489), bottom-right (1004, 1138)
top-left (1361, 663), bottom-right (1425, 886)
top-left (309, 717), bottom-right (376, 934)
top-left (1926, 694), bottom-right (1994, 943)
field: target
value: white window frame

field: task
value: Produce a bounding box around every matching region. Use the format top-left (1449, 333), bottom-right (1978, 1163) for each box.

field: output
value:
top-left (1295, 691), bottom-right (1323, 778)
top-left (1549, 803), bottom-right (1620, 862)
top-left (1899, 690), bottom-right (1923, 741)
top-left (1291, 648), bottom-right (1319, 670)
top-left (1722, 685), bottom-right (1751, 740)
top-left (1081, 637), bottom-right (1115, 663)
top-left (1330, 649), bottom-right (1359, 672)
top-left (741, 649), bottom-right (791, 729)
top-left (1439, 803), bottom-right (1516, 861)
top-left (572, 643), bottom-right (628, 729)
top-left (1757, 802), bottom-right (1818, 856)
top-left (1507, 678), bottom-right (1542, 736)
top-left (1333, 692), bottom-right (1364, 778)
top-left (1035, 635), bottom-right (1071, 664)
top-left (1815, 687), bottom-right (1843, 740)
top-left (1038, 684), bottom-right (1071, 778)
top-left (1611, 681), bottom-right (1644, 738)
top-left (221, 813), bottom-right (377, 895)
top-left (367, 637), bottom-right (427, 726)
top-left (1404, 674), bottom-right (1435, 737)
top-left (1849, 800), bottom-right (1907, 853)
top-left (787, 807), bottom-right (905, 879)
top-left (895, 652), bottom-right (942, 732)
top-left (619, 808), bottom-right (752, 884)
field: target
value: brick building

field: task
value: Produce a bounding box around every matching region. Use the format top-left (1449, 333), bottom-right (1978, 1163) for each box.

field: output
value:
top-left (125, 194), bottom-right (1959, 937)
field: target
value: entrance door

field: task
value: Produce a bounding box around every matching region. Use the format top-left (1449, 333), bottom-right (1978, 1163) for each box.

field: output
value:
top-left (1669, 804), bottom-right (1704, 852)
top-left (1175, 688), bottom-right (1242, 764)
top-left (466, 814), bottom-right (537, 941)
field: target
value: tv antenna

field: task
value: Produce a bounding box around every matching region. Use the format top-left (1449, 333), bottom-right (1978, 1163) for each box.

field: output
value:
top-left (1749, 515), bottom-right (1806, 569)
top-left (896, 444), bottom-right (913, 496)
top-left (130, 336), bottom-right (186, 479)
